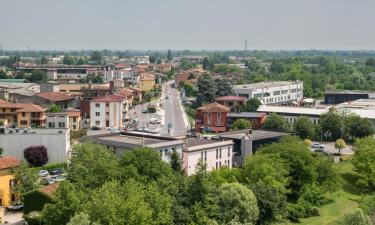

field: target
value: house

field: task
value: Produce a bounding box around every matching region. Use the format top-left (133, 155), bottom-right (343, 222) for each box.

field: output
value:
top-left (32, 92), bottom-right (78, 109)
top-left (138, 73), bottom-right (155, 92)
top-left (0, 156), bottom-right (21, 208)
top-left (183, 138), bottom-right (234, 176)
top-left (215, 96), bottom-right (246, 112)
top-left (65, 108), bottom-right (81, 130)
top-left (232, 80), bottom-right (304, 104)
top-left (175, 71), bottom-right (199, 87)
top-left (0, 82), bottom-right (39, 102)
top-left (195, 102), bottom-right (230, 133)
top-left (0, 101), bottom-right (47, 128)
top-left (0, 128), bottom-right (71, 163)
top-left (227, 112), bottom-right (266, 129)
top-left (90, 95), bottom-right (125, 128)
top-left (46, 109), bottom-right (81, 130)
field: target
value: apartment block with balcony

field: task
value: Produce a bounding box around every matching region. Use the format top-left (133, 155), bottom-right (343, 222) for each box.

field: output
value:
top-left (0, 100), bottom-right (46, 128)
top-left (195, 102), bottom-right (231, 133)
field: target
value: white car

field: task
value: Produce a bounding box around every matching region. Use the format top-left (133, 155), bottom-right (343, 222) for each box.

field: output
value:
top-left (39, 170), bottom-right (49, 177)
top-left (149, 118), bottom-right (161, 124)
top-left (311, 142), bottom-right (325, 150)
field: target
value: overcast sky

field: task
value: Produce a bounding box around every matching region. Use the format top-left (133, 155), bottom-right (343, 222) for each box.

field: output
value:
top-left (1, 0), bottom-right (375, 50)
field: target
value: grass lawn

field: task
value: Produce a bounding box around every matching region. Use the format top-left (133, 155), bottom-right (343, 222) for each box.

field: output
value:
top-left (299, 160), bottom-right (363, 225)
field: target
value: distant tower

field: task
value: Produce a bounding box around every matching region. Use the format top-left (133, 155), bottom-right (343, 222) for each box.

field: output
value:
top-left (244, 38), bottom-right (248, 51)
top-left (0, 44), bottom-right (2, 56)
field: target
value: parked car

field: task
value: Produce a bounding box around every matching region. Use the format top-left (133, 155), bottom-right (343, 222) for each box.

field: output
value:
top-left (50, 168), bottom-right (64, 176)
top-left (142, 109), bottom-right (148, 113)
top-left (51, 175), bottom-right (66, 182)
top-left (165, 96), bottom-right (169, 99)
top-left (311, 142), bottom-right (325, 150)
top-left (7, 203), bottom-right (23, 211)
top-left (39, 170), bottom-right (49, 177)
top-left (90, 126), bottom-right (101, 130)
top-left (41, 177), bottom-right (55, 185)
top-left (149, 117), bottom-right (161, 124)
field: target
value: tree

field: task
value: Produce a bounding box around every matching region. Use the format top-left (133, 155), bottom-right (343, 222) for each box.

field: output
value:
top-left (90, 51), bottom-right (102, 63)
top-left (246, 59), bottom-right (262, 72)
top-left (167, 49), bottom-right (172, 62)
top-left (170, 150), bottom-right (183, 173)
top-left (48, 104), bottom-right (63, 113)
top-left (320, 109), bottom-right (343, 141)
top-left (0, 70), bottom-right (9, 79)
top-left (149, 55), bottom-right (156, 63)
top-left (15, 71), bottom-right (26, 79)
top-left (12, 162), bottom-right (39, 197)
top-left (41, 56), bottom-right (48, 65)
top-left (63, 55), bottom-right (76, 65)
top-left (215, 78), bottom-right (233, 96)
top-left (67, 213), bottom-right (98, 225)
top-left (202, 57), bottom-right (214, 71)
top-left (344, 114), bottom-right (374, 141)
top-left (352, 137), bottom-right (375, 190)
top-left (180, 58), bottom-right (196, 70)
top-left (27, 70), bottom-right (48, 82)
top-left (365, 58), bottom-right (375, 67)
top-left (211, 182), bottom-right (259, 224)
top-left (335, 139), bottom-right (346, 155)
top-left (196, 74), bottom-right (217, 106)
top-left (67, 143), bottom-right (119, 189)
top-left (262, 113), bottom-right (288, 131)
top-left (183, 83), bottom-right (196, 97)
top-left (188, 159), bottom-right (210, 204)
top-left (245, 98), bottom-right (261, 112)
top-left (231, 119), bottom-right (252, 131)
top-left (294, 116), bottom-right (315, 139)
top-left (23, 145), bottom-right (48, 167)
top-left (157, 59), bottom-right (162, 64)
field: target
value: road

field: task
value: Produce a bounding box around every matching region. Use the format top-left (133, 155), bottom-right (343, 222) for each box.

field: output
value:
top-left (127, 81), bottom-right (188, 137)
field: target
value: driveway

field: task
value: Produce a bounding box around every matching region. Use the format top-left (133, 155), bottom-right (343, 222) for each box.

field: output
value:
top-left (2, 211), bottom-right (24, 224)
top-left (311, 142), bottom-right (354, 155)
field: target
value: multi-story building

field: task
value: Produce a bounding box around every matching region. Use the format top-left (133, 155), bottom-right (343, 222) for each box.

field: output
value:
top-left (138, 73), bottom-right (155, 92)
top-left (183, 138), bottom-right (234, 176)
top-left (324, 90), bottom-right (375, 105)
top-left (0, 156), bottom-right (21, 209)
top-left (215, 96), bottom-right (246, 112)
top-left (232, 80), bottom-right (304, 104)
top-left (0, 128), bottom-right (71, 163)
top-left (90, 95), bottom-right (125, 128)
top-left (227, 112), bottom-right (266, 129)
top-left (0, 101), bottom-right (46, 128)
top-left (195, 102), bottom-right (230, 133)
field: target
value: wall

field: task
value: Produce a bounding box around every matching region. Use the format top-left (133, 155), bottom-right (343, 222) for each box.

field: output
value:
top-left (0, 129), bottom-right (70, 163)
top-left (90, 102), bottom-right (105, 128)
top-left (0, 174), bottom-right (14, 207)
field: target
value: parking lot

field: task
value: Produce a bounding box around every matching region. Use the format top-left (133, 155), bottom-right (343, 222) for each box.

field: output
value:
top-left (310, 142), bottom-right (354, 155)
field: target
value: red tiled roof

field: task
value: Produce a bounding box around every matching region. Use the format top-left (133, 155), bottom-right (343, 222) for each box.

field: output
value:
top-left (118, 89), bottom-right (133, 97)
top-left (215, 96), bottom-right (246, 101)
top-left (91, 95), bottom-right (124, 102)
top-left (0, 156), bottom-right (21, 170)
top-left (39, 183), bottom-right (59, 197)
top-left (38, 92), bottom-right (74, 102)
top-left (198, 102), bottom-right (231, 112)
top-left (0, 99), bottom-right (8, 104)
top-left (16, 104), bottom-right (46, 112)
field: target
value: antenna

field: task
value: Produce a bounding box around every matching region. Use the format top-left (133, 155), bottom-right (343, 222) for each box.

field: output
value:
top-left (244, 38), bottom-right (248, 51)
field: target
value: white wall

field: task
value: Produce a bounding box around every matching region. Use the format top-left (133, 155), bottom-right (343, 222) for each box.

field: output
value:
top-left (90, 101), bottom-right (123, 128)
top-left (0, 129), bottom-right (71, 163)
top-left (46, 114), bottom-right (69, 128)
top-left (90, 102), bottom-right (106, 127)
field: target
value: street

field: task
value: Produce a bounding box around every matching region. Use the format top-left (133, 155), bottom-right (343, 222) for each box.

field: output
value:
top-left (127, 81), bottom-right (189, 137)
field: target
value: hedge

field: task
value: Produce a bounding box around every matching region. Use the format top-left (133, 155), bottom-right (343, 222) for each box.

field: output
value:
top-left (23, 189), bottom-right (53, 214)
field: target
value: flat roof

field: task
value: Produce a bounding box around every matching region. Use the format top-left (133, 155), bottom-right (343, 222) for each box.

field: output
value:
top-left (233, 80), bottom-right (302, 90)
top-left (216, 129), bottom-right (289, 141)
top-left (257, 105), bottom-right (330, 116)
top-left (228, 112), bottom-right (266, 118)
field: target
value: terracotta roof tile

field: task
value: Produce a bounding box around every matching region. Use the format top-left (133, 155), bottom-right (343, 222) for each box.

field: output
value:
top-left (16, 104), bottom-right (46, 112)
top-left (39, 183), bottom-right (59, 197)
top-left (198, 102), bottom-right (231, 112)
top-left (215, 96), bottom-right (246, 101)
top-left (38, 92), bottom-right (74, 102)
top-left (0, 156), bottom-right (21, 170)
top-left (91, 95), bottom-right (124, 102)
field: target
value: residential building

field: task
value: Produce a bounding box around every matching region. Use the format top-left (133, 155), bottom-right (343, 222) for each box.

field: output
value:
top-left (138, 73), bottom-right (155, 92)
top-left (324, 90), bottom-right (375, 105)
top-left (215, 96), bottom-right (246, 112)
top-left (0, 101), bottom-right (47, 128)
top-left (213, 129), bottom-right (289, 166)
top-left (227, 112), bottom-right (266, 129)
top-left (46, 113), bottom-right (69, 129)
top-left (0, 156), bottom-right (21, 208)
top-left (195, 102), bottom-right (230, 133)
top-left (65, 108), bottom-right (81, 130)
top-left (39, 82), bottom-right (60, 93)
top-left (0, 128), bottom-right (71, 163)
top-left (0, 82), bottom-right (39, 102)
top-left (184, 138), bottom-right (234, 176)
top-left (90, 95), bottom-right (125, 128)
top-left (232, 80), bottom-right (304, 104)
top-left (23, 92), bottom-right (79, 109)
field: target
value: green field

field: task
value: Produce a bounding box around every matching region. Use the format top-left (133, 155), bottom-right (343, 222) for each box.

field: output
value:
top-left (299, 160), bottom-right (363, 225)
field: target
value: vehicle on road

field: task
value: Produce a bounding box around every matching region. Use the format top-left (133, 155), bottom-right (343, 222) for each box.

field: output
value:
top-left (39, 170), bottom-right (49, 177)
top-left (149, 117), bottom-right (161, 124)
top-left (311, 142), bottom-right (325, 150)
top-left (52, 175), bottom-right (66, 182)
top-left (313, 149), bottom-right (329, 155)
top-left (7, 203), bottom-right (23, 211)
top-left (165, 96), bottom-right (169, 99)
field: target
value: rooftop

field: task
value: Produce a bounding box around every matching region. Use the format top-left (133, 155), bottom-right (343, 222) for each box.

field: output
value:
top-left (216, 129), bottom-right (289, 141)
top-left (37, 92), bottom-right (74, 102)
top-left (0, 156), bottom-right (21, 170)
top-left (215, 96), bottom-right (246, 101)
top-left (198, 102), bottom-right (231, 112)
top-left (227, 112), bottom-right (266, 118)
top-left (257, 104), bottom-right (330, 116)
top-left (233, 80), bottom-right (302, 90)
top-left (91, 95), bottom-right (124, 102)
top-left (39, 183), bottom-right (59, 197)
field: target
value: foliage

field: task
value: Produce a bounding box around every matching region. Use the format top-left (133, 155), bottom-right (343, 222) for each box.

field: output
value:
top-left (207, 167), bottom-right (240, 186)
top-left (215, 78), bottom-right (233, 96)
top-left (0, 70), bottom-right (9, 79)
top-left (335, 208), bottom-right (372, 225)
top-left (196, 74), bottom-right (217, 106)
top-left (67, 213), bottom-right (98, 225)
top-left (245, 98), bottom-right (261, 112)
top-left (335, 139), bottom-right (347, 155)
top-left (48, 104), bottom-right (63, 113)
top-left (359, 194), bottom-right (375, 215)
top-left (170, 150), bottom-right (183, 174)
top-left (27, 70), bottom-right (48, 82)
top-left (231, 119), bottom-right (252, 131)
top-left (23, 145), bottom-right (49, 167)
top-left (320, 109), bottom-right (343, 141)
top-left (90, 51), bottom-right (102, 63)
top-left (262, 113), bottom-right (289, 131)
top-left (294, 116), bottom-right (315, 139)
top-left (70, 129), bottom-right (87, 140)
top-left (183, 83), bottom-right (197, 97)
top-left (63, 55), bottom-right (76, 65)
top-left (344, 114), bottom-right (374, 142)
top-left (23, 189), bottom-right (53, 214)
top-left (12, 162), bottom-right (40, 197)
top-left (352, 137), bottom-right (375, 190)
top-left (67, 143), bottom-right (119, 189)
top-left (180, 58), bottom-right (196, 70)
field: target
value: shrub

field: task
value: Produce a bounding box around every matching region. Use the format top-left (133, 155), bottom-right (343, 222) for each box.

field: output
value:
top-left (24, 145), bottom-right (48, 167)
top-left (336, 208), bottom-right (372, 225)
top-left (40, 162), bottom-right (67, 172)
top-left (23, 189), bottom-right (53, 214)
top-left (360, 194), bottom-right (375, 215)
top-left (23, 211), bottom-right (43, 225)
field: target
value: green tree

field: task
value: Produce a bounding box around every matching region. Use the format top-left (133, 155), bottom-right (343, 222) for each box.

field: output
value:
top-left (262, 113), bottom-right (288, 131)
top-left (67, 143), bottom-right (119, 189)
top-left (336, 208), bottom-right (372, 225)
top-left (183, 83), bottom-right (196, 97)
top-left (245, 98), bottom-right (261, 112)
top-left (15, 71), bottom-right (26, 79)
top-left (196, 74), bottom-right (217, 106)
top-left (63, 55), bottom-right (76, 65)
top-left (335, 139), bottom-right (346, 155)
top-left (365, 58), bottom-right (375, 67)
top-left (215, 78), bottom-right (233, 96)
top-left (12, 162), bottom-right (39, 197)
top-left (180, 58), bottom-right (196, 70)
top-left (149, 55), bottom-right (156, 63)
top-left (27, 70), bottom-right (48, 82)
top-left (211, 182), bottom-right (259, 225)
top-left (0, 70), bottom-right (9, 79)
top-left (187, 159), bottom-right (210, 204)
top-left (167, 49), bottom-right (172, 62)
top-left (90, 51), bottom-right (102, 63)
top-left (48, 104), bottom-right (63, 113)
top-left (67, 213), bottom-right (98, 225)
top-left (170, 150), bottom-right (183, 173)
top-left (294, 116), bottom-right (315, 139)
top-left (320, 109), bottom-right (343, 141)
top-left (231, 119), bottom-right (252, 131)
top-left (344, 114), bottom-right (374, 141)
top-left (352, 137), bottom-right (375, 190)
top-left (41, 56), bottom-right (48, 65)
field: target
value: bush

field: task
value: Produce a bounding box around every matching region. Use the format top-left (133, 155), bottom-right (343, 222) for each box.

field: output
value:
top-left (40, 162), bottom-right (67, 172)
top-left (24, 145), bottom-right (49, 167)
top-left (360, 194), bottom-right (375, 215)
top-left (70, 129), bottom-right (87, 140)
top-left (23, 189), bottom-right (53, 214)
top-left (299, 184), bottom-right (330, 207)
top-left (24, 211), bottom-right (43, 225)
top-left (336, 208), bottom-right (372, 225)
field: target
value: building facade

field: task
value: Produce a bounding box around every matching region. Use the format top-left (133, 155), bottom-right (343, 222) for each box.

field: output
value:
top-left (90, 95), bottom-right (125, 128)
top-left (215, 96), bottom-right (246, 112)
top-left (195, 102), bottom-right (230, 133)
top-left (0, 157), bottom-right (21, 209)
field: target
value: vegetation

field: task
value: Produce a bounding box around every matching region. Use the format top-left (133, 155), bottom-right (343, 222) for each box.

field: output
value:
top-left (262, 113), bottom-right (289, 131)
top-left (245, 98), bottom-right (261, 112)
top-left (23, 145), bottom-right (49, 167)
top-left (231, 119), bottom-right (252, 131)
top-left (48, 104), bottom-right (63, 113)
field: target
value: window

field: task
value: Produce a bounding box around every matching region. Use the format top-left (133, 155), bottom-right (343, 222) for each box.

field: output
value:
top-left (207, 113), bottom-right (211, 125)
top-left (48, 122), bottom-right (55, 128)
top-left (106, 103), bottom-right (109, 107)
top-left (219, 148), bottom-right (222, 159)
top-left (204, 151), bottom-right (207, 161)
top-left (20, 120), bottom-right (27, 126)
top-left (73, 117), bottom-right (77, 123)
top-left (159, 150), bottom-right (163, 157)
top-left (228, 147), bottom-right (231, 157)
top-left (73, 125), bottom-right (77, 130)
top-left (228, 160), bottom-right (230, 166)
top-left (254, 93), bottom-right (262, 98)
top-left (106, 112), bottom-right (109, 117)
top-left (22, 112), bottom-right (26, 117)
top-left (219, 161), bottom-right (222, 167)
top-left (11, 108), bottom-right (16, 112)
top-left (216, 149), bottom-right (218, 159)
top-left (273, 91), bottom-right (280, 96)
top-left (95, 112), bottom-right (100, 116)
top-left (95, 103), bottom-right (100, 108)
top-left (95, 121), bottom-right (100, 126)
top-left (216, 162), bottom-right (218, 169)
top-left (164, 149), bottom-right (168, 156)
top-left (201, 151), bottom-right (204, 159)
top-left (58, 122), bottom-right (65, 128)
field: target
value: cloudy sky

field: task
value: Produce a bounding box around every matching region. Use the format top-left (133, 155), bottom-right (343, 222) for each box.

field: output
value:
top-left (1, 0), bottom-right (374, 50)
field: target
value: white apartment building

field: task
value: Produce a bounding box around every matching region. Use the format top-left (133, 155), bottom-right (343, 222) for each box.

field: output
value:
top-left (46, 113), bottom-right (69, 128)
top-left (184, 138), bottom-right (234, 176)
top-left (0, 128), bottom-right (71, 163)
top-left (90, 95), bottom-right (124, 128)
top-left (232, 80), bottom-right (304, 104)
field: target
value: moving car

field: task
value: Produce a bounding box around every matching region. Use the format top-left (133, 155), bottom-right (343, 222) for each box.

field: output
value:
top-left (142, 109), bottom-right (148, 113)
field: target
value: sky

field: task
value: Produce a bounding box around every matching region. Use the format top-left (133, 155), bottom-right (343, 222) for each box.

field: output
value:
top-left (1, 0), bottom-right (375, 51)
